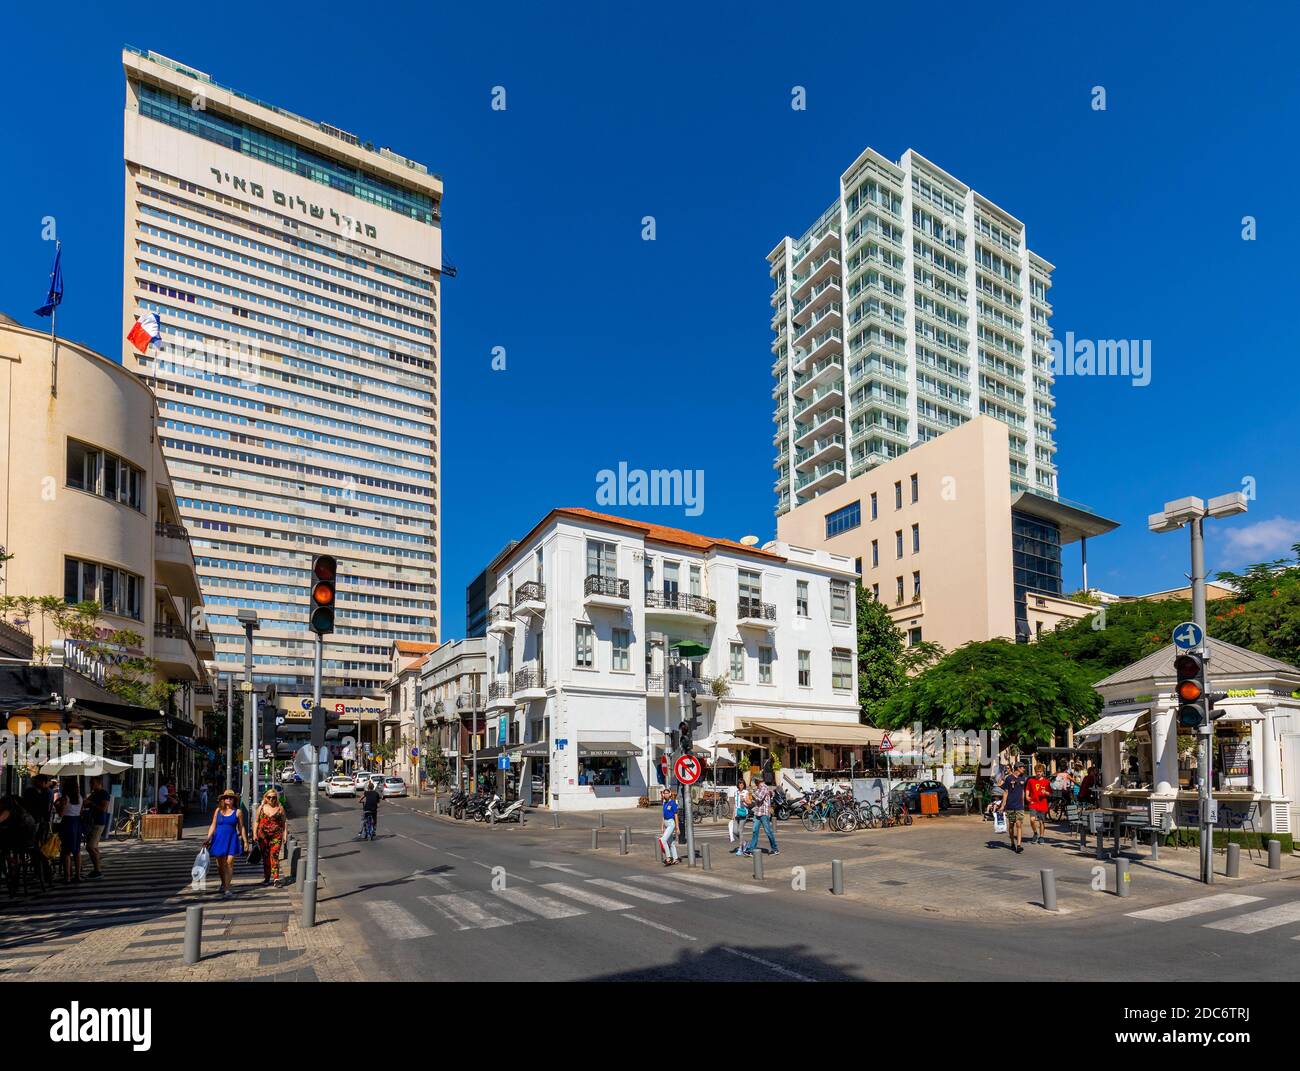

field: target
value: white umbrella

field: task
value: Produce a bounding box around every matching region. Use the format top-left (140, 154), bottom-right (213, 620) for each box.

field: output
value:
top-left (40, 751), bottom-right (131, 776)
top-left (713, 735), bottom-right (767, 750)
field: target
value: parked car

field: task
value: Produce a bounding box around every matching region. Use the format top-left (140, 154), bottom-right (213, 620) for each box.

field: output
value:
top-left (325, 776), bottom-right (355, 798)
top-left (381, 776), bottom-right (408, 798)
top-left (352, 773), bottom-right (370, 793)
top-left (948, 776), bottom-right (977, 809)
top-left (893, 779), bottom-right (951, 812)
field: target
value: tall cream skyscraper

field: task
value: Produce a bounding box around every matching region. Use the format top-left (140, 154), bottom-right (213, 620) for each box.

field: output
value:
top-left (121, 49), bottom-right (440, 703)
top-left (771, 147), bottom-right (1057, 517)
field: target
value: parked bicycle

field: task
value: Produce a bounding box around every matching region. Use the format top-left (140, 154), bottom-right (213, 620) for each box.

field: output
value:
top-left (113, 807), bottom-right (143, 839)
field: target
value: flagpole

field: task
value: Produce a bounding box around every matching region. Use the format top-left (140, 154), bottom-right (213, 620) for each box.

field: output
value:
top-left (49, 240), bottom-right (61, 398)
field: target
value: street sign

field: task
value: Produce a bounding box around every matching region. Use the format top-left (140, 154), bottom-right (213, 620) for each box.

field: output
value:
top-left (498, 755), bottom-right (511, 770)
top-left (410, 747), bottom-right (419, 757)
top-left (555, 739), bottom-right (567, 749)
top-left (674, 753), bottom-right (701, 785)
top-left (880, 733), bottom-right (893, 752)
top-left (1173, 621), bottom-right (1205, 651)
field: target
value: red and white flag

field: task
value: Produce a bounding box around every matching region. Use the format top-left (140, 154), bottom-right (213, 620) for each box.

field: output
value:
top-left (127, 312), bottom-right (161, 353)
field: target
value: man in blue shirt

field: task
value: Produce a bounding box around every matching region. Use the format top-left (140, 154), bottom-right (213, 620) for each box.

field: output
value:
top-left (998, 762), bottom-right (1030, 853)
top-left (658, 789), bottom-right (679, 865)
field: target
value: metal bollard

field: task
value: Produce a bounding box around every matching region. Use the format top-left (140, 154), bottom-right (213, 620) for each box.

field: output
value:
top-left (1268, 839), bottom-right (1282, 870)
top-left (591, 829), bottom-right (599, 850)
top-left (599, 812), bottom-right (605, 829)
top-left (1094, 832), bottom-right (1106, 860)
top-left (619, 830), bottom-right (628, 855)
top-left (552, 812), bottom-right (560, 828)
top-left (752, 850), bottom-right (764, 881)
top-left (1040, 869), bottom-right (1057, 912)
top-left (831, 859), bottom-right (844, 896)
top-left (1225, 842), bottom-right (1240, 878)
top-left (624, 826), bottom-right (632, 847)
top-left (1115, 856), bottom-right (1131, 898)
top-left (1150, 830), bottom-right (1160, 861)
top-left (702, 843), bottom-right (712, 871)
top-left (1079, 825), bottom-right (1087, 850)
top-left (183, 905), bottom-right (203, 965)
top-left (288, 842), bottom-right (300, 883)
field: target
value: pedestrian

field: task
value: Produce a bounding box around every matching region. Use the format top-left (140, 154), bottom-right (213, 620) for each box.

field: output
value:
top-left (157, 781), bottom-right (170, 812)
top-left (199, 782), bottom-right (210, 811)
top-left (761, 755), bottom-right (775, 786)
top-left (204, 789), bottom-right (248, 898)
top-left (253, 788), bottom-right (287, 887)
top-left (20, 774), bottom-right (54, 884)
top-left (658, 788), bottom-right (679, 865)
top-left (83, 776), bottom-right (111, 879)
top-left (1079, 764), bottom-right (1100, 805)
top-left (728, 779), bottom-right (751, 844)
top-left (740, 776), bottom-right (779, 857)
top-left (1026, 764), bottom-right (1052, 845)
top-left (998, 762), bottom-right (1029, 853)
top-left (55, 778), bottom-right (84, 883)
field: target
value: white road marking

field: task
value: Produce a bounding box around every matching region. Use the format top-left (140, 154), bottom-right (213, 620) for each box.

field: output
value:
top-left (587, 878), bottom-right (682, 904)
top-left (474, 860), bottom-right (535, 883)
top-left (413, 872), bottom-right (457, 889)
top-left (539, 882), bottom-right (633, 911)
top-left (493, 887), bottom-right (587, 919)
top-left (624, 914), bottom-right (697, 941)
top-left (628, 874), bottom-right (728, 899)
top-left (657, 871), bottom-right (772, 895)
top-left (1203, 900), bottom-right (1300, 934)
top-left (419, 893), bottom-right (528, 930)
top-left (1125, 893), bottom-right (1264, 922)
top-left (722, 946), bottom-right (814, 982)
top-left (365, 900), bottom-right (434, 940)
top-left (529, 861), bottom-right (593, 877)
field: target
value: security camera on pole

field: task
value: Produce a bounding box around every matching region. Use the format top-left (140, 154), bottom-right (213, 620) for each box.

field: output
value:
top-left (303, 553), bottom-right (338, 928)
top-left (1149, 492), bottom-right (1247, 884)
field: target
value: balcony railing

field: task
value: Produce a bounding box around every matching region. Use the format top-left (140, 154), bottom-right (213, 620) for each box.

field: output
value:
top-left (644, 590), bottom-right (717, 617)
top-left (487, 680), bottom-right (513, 702)
top-left (513, 581), bottom-right (546, 608)
top-left (155, 521), bottom-right (190, 541)
top-left (737, 598), bottom-right (777, 622)
top-left (513, 667), bottom-right (547, 692)
top-left (647, 665), bottom-right (706, 693)
top-left (487, 603), bottom-right (513, 626)
top-left (584, 575), bottom-right (629, 599)
top-left (154, 620), bottom-right (198, 659)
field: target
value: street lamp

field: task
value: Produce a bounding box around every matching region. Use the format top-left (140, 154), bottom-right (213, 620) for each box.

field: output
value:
top-left (236, 609), bottom-right (259, 812)
top-left (1148, 491), bottom-right (1247, 885)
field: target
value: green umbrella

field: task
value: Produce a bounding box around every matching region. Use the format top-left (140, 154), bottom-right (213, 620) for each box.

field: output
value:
top-left (671, 641), bottom-right (710, 659)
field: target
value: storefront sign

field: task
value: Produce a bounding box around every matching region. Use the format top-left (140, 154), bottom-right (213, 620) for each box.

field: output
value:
top-left (277, 695), bottom-right (385, 720)
top-left (1106, 694), bottom-right (1153, 707)
top-left (1220, 739), bottom-right (1251, 778)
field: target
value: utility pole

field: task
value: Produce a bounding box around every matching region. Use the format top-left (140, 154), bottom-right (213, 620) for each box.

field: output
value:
top-left (1149, 492), bottom-right (1248, 885)
top-left (237, 609), bottom-right (259, 815)
top-left (225, 670), bottom-right (233, 791)
top-left (304, 629), bottom-right (323, 928)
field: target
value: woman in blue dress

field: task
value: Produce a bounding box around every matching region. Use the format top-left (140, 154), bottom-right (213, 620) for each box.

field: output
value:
top-left (204, 789), bottom-right (248, 898)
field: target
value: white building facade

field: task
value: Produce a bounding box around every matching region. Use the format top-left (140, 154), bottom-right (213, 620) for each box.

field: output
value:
top-left (483, 509), bottom-right (862, 812)
top-left (771, 147), bottom-right (1058, 517)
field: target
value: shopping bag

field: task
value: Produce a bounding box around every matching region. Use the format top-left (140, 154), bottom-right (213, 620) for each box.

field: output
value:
top-left (40, 833), bottom-right (61, 861)
top-left (993, 811), bottom-right (1007, 834)
top-left (247, 842), bottom-right (262, 866)
top-left (191, 847), bottom-right (210, 883)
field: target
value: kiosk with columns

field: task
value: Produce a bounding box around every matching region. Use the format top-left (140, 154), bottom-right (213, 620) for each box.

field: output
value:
top-left (1085, 638), bottom-right (1298, 840)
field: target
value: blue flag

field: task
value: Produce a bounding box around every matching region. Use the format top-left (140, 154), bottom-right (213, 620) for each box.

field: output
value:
top-left (35, 245), bottom-right (63, 317)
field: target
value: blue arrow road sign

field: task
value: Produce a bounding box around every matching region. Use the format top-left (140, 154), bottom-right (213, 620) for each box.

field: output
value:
top-left (1172, 621), bottom-right (1204, 651)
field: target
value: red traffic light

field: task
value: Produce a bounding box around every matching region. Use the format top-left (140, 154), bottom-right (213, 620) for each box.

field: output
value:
top-left (1174, 653), bottom-right (1202, 679)
top-left (1176, 679), bottom-right (1204, 702)
top-left (313, 555), bottom-right (337, 583)
top-left (312, 581), bottom-right (334, 606)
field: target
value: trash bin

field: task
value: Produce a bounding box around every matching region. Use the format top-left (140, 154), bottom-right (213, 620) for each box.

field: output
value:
top-left (919, 791), bottom-right (940, 816)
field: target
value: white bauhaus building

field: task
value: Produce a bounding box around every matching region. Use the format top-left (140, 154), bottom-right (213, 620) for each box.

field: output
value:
top-left (481, 508), bottom-right (867, 812)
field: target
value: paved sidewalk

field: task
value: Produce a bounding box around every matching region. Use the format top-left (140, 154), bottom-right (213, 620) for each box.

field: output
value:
top-left (0, 814), bottom-right (363, 982)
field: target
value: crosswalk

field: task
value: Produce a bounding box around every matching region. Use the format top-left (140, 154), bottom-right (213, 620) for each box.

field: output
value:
top-left (1126, 892), bottom-right (1300, 939)
top-left (363, 869), bottom-right (768, 941)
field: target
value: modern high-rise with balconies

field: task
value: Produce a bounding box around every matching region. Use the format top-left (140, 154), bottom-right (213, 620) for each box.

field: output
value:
top-left (771, 147), bottom-right (1058, 517)
top-left (120, 49), bottom-right (441, 701)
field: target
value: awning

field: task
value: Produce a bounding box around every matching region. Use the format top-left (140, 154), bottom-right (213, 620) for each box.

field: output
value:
top-left (671, 641), bottom-right (710, 660)
top-left (514, 740), bottom-right (549, 758)
top-left (0, 665), bottom-right (163, 728)
top-left (1215, 706), bottom-right (1264, 723)
top-left (1077, 710), bottom-right (1147, 740)
top-left (740, 719), bottom-right (886, 746)
top-left (577, 741), bottom-right (643, 758)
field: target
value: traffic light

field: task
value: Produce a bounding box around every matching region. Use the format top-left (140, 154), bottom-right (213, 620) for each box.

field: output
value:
top-left (309, 701), bottom-right (341, 749)
top-left (310, 554), bottom-right (337, 634)
top-left (260, 701), bottom-right (277, 755)
top-left (679, 696), bottom-right (704, 753)
top-left (1175, 652), bottom-right (1207, 729)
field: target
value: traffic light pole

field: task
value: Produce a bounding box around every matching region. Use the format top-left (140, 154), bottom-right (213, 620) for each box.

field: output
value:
top-left (1190, 515), bottom-right (1214, 886)
top-left (304, 629), bottom-right (322, 927)
top-left (679, 683), bottom-right (695, 867)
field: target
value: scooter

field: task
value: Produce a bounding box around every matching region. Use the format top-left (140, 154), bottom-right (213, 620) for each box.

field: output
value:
top-left (484, 793), bottom-right (523, 825)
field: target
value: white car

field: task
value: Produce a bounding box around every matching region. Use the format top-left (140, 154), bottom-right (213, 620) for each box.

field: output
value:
top-left (352, 773), bottom-right (370, 793)
top-left (325, 776), bottom-right (355, 798)
top-left (381, 776), bottom-right (407, 798)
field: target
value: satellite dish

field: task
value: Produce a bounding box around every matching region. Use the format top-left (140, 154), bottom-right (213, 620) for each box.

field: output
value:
top-left (739, 535), bottom-right (759, 546)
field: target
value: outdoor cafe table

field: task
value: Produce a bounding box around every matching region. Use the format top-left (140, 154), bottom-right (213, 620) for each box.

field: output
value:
top-left (1091, 806), bottom-right (1142, 859)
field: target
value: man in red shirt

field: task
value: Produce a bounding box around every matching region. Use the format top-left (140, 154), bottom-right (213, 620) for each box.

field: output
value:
top-left (1026, 764), bottom-right (1052, 845)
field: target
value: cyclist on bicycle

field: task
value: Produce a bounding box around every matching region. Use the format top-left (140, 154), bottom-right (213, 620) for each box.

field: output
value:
top-left (360, 782), bottom-right (381, 839)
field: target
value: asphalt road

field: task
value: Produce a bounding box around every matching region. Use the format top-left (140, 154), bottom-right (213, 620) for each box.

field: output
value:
top-left (301, 789), bottom-right (1300, 982)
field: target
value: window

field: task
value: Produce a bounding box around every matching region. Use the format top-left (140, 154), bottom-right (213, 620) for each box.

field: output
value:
top-left (575, 623), bottom-right (594, 668)
top-left (912, 523), bottom-right (920, 553)
top-left (797, 650), bottom-right (811, 688)
top-left (872, 583), bottom-right (880, 600)
top-left (730, 642), bottom-right (745, 682)
top-left (871, 540), bottom-right (879, 568)
top-left (894, 481), bottom-right (903, 509)
top-left (578, 756), bottom-right (630, 786)
top-left (870, 492), bottom-right (878, 520)
top-left (825, 501), bottom-right (861, 538)
top-left (908, 627), bottom-right (923, 646)
top-left (612, 628), bottom-right (630, 671)
top-left (586, 540), bottom-right (617, 581)
top-left (689, 565), bottom-right (702, 597)
top-left (830, 580), bottom-right (851, 622)
top-left (738, 569), bottom-right (763, 616)
top-left (65, 439), bottom-right (144, 511)
top-left (910, 473), bottom-right (919, 503)
top-left (895, 576), bottom-right (904, 604)
top-left (758, 646), bottom-right (773, 684)
top-left (64, 557), bottom-right (142, 620)
top-left (832, 648), bottom-right (853, 690)
top-left (796, 580), bottom-right (809, 617)
top-left (913, 571), bottom-right (922, 599)
top-left (895, 530), bottom-right (904, 559)
top-left (854, 557), bottom-right (862, 576)
top-left (663, 560), bottom-right (679, 595)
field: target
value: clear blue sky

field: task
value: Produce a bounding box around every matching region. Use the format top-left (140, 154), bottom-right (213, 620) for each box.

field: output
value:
top-left (3, 1), bottom-right (1297, 635)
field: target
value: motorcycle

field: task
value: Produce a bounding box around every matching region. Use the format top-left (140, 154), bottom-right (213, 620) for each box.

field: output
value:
top-left (484, 793), bottom-right (523, 825)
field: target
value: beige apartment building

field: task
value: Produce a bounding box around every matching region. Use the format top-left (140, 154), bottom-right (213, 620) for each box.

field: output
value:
top-left (120, 49), bottom-right (441, 704)
top-left (776, 416), bottom-right (1117, 653)
top-left (0, 313), bottom-right (214, 740)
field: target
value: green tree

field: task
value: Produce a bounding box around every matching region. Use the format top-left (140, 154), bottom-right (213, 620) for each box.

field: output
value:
top-left (1212, 543), bottom-right (1300, 665)
top-left (875, 638), bottom-right (1101, 749)
top-left (1035, 598), bottom-right (1193, 684)
top-left (855, 584), bottom-right (943, 723)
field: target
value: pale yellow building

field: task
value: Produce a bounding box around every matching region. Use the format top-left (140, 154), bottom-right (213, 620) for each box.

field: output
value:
top-left (776, 416), bottom-right (1116, 653)
top-left (0, 312), bottom-right (214, 734)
